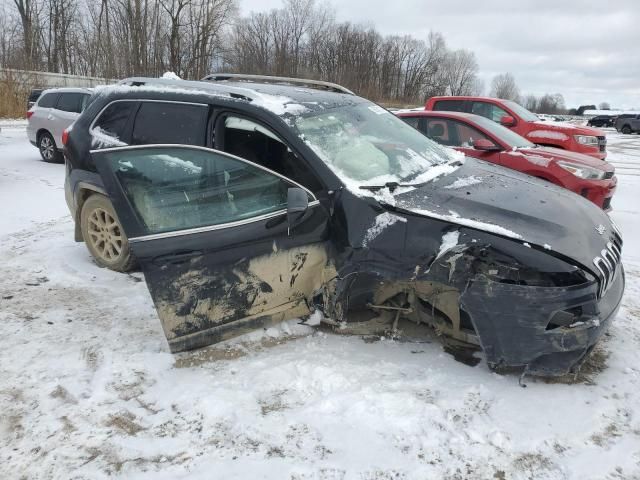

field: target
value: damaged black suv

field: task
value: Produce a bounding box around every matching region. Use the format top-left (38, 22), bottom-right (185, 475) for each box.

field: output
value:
top-left (64, 74), bottom-right (624, 376)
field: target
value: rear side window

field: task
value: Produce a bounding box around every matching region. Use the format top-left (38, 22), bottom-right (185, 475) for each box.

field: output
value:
top-left (422, 118), bottom-right (457, 146)
top-left (55, 93), bottom-right (88, 113)
top-left (433, 100), bottom-right (466, 112)
top-left (93, 101), bottom-right (137, 145)
top-left (401, 117), bottom-right (420, 129)
top-left (131, 102), bottom-right (207, 146)
top-left (29, 90), bottom-right (43, 102)
top-left (471, 102), bottom-right (509, 123)
top-left (38, 93), bottom-right (59, 108)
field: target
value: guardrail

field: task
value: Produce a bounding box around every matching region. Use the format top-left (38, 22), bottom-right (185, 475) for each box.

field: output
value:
top-left (0, 68), bottom-right (116, 88)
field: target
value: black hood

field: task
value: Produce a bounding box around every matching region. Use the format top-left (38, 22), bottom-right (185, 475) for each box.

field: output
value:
top-left (392, 158), bottom-right (617, 272)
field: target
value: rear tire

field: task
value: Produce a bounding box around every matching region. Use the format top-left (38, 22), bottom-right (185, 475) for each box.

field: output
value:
top-left (38, 131), bottom-right (62, 163)
top-left (621, 125), bottom-right (632, 134)
top-left (80, 194), bottom-right (136, 272)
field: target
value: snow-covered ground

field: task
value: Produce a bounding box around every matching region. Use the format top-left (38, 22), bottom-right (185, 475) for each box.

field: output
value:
top-left (1, 125), bottom-right (639, 480)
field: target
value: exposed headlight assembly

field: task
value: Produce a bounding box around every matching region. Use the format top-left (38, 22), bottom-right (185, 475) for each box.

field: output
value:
top-left (574, 135), bottom-right (599, 146)
top-left (469, 245), bottom-right (594, 288)
top-left (557, 161), bottom-right (605, 180)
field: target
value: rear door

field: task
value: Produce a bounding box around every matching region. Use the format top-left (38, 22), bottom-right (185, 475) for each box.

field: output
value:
top-left (91, 144), bottom-right (329, 352)
top-left (32, 91), bottom-right (59, 135)
top-left (470, 101), bottom-right (511, 125)
top-left (51, 93), bottom-right (88, 146)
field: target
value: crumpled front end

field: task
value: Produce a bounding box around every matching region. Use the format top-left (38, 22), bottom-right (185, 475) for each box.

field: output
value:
top-left (322, 192), bottom-right (625, 377)
top-left (460, 265), bottom-right (624, 376)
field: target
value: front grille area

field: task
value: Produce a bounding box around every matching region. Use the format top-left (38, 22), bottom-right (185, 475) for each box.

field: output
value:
top-left (598, 136), bottom-right (607, 152)
top-left (592, 228), bottom-right (622, 298)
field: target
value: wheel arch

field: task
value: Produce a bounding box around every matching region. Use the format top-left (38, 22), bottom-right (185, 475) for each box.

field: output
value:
top-left (36, 128), bottom-right (59, 148)
top-left (74, 183), bottom-right (108, 242)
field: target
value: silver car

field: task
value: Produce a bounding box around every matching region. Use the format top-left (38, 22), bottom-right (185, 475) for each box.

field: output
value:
top-left (27, 87), bottom-right (92, 162)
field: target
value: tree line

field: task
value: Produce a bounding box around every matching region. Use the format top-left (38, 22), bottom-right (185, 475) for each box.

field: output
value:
top-left (489, 72), bottom-right (568, 115)
top-left (1, 0), bottom-right (483, 105)
top-left (1, 0), bottom-right (589, 112)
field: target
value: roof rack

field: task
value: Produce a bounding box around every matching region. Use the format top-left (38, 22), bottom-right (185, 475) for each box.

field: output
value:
top-left (116, 76), bottom-right (255, 101)
top-left (202, 73), bottom-right (354, 95)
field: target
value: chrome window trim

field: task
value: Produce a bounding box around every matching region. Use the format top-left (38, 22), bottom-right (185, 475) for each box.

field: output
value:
top-left (88, 99), bottom-right (209, 134)
top-left (92, 144), bottom-right (320, 242)
top-left (129, 200), bottom-right (320, 243)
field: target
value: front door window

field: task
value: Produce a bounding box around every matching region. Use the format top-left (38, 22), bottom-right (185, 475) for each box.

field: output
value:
top-left (99, 146), bottom-right (298, 236)
top-left (220, 115), bottom-right (325, 194)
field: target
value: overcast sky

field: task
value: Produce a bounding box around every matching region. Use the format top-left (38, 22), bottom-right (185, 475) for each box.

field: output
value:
top-left (239, 0), bottom-right (640, 110)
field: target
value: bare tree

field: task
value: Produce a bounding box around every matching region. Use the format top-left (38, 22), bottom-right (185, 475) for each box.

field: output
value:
top-left (2, 0), bottom-right (498, 108)
top-left (440, 49), bottom-right (479, 96)
top-left (489, 72), bottom-right (520, 102)
top-left (598, 102), bottom-right (610, 110)
top-left (12, 0), bottom-right (41, 68)
top-left (523, 94), bottom-right (538, 112)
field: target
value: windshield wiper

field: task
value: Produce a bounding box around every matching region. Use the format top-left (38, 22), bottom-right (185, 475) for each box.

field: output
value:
top-left (359, 182), bottom-right (414, 193)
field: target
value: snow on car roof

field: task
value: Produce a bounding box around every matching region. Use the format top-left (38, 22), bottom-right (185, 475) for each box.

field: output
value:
top-left (94, 77), bottom-right (362, 118)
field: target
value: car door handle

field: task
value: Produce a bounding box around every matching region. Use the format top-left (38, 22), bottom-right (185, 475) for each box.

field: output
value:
top-left (47, 115), bottom-right (54, 120)
top-left (152, 250), bottom-right (203, 265)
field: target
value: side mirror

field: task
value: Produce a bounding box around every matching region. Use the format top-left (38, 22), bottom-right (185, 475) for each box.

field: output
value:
top-left (500, 115), bottom-right (516, 127)
top-left (287, 187), bottom-right (308, 234)
top-left (473, 138), bottom-right (501, 151)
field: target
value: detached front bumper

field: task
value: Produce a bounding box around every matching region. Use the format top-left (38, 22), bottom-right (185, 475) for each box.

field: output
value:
top-left (461, 265), bottom-right (624, 376)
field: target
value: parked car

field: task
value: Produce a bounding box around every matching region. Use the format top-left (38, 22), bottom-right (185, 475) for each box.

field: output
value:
top-left (397, 111), bottom-right (617, 211)
top-left (614, 114), bottom-right (640, 134)
top-left (425, 96), bottom-right (607, 160)
top-left (27, 87), bottom-right (92, 162)
top-left (27, 88), bottom-right (44, 110)
top-left (63, 74), bottom-right (624, 376)
top-left (587, 115), bottom-right (615, 128)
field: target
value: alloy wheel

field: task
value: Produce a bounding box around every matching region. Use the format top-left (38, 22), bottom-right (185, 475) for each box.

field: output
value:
top-left (87, 207), bottom-right (123, 263)
top-left (40, 136), bottom-right (54, 160)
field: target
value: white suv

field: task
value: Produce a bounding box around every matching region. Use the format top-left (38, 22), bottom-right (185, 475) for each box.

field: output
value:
top-left (27, 87), bottom-right (92, 162)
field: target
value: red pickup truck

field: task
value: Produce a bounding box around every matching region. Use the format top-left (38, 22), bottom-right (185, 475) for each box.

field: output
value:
top-left (425, 96), bottom-right (607, 160)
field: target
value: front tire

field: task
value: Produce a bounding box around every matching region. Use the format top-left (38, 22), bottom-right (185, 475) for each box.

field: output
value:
top-left (80, 194), bottom-right (136, 272)
top-left (621, 125), bottom-right (632, 134)
top-left (38, 132), bottom-right (62, 163)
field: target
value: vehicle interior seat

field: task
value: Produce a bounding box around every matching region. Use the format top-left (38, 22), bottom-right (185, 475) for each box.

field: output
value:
top-left (428, 123), bottom-right (446, 143)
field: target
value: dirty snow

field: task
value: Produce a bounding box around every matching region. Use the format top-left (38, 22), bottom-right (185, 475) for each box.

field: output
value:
top-left (444, 175), bottom-right (483, 189)
top-left (161, 71), bottom-right (181, 80)
top-left (304, 137), bottom-right (463, 203)
top-left (407, 208), bottom-right (523, 240)
top-left (228, 88), bottom-right (309, 116)
top-left (523, 154), bottom-right (552, 167)
top-left (528, 130), bottom-right (570, 141)
top-left (436, 230), bottom-right (460, 257)
top-left (90, 126), bottom-right (127, 148)
top-left (363, 211), bottom-right (407, 246)
top-left (1, 126), bottom-right (640, 479)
